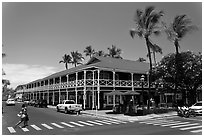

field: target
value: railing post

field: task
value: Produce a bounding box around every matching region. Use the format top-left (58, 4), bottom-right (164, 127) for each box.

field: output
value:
top-left (75, 72), bottom-right (78, 104)
top-left (83, 70), bottom-right (86, 110)
top-left (97, 69), bottom-right (100, 110)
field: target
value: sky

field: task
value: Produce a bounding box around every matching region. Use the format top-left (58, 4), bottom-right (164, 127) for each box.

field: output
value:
top-left (2, 1), bottom-right (202, 89)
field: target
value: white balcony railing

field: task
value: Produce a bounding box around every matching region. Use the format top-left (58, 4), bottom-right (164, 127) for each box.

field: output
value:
top-left (24, 79), bottom-right (152, 92)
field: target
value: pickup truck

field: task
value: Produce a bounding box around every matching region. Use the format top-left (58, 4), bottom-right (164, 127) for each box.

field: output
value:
top-left (56, 100), bottom-right (82, 114)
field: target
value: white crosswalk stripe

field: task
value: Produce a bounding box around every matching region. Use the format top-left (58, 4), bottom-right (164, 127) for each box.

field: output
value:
top-left (180, 125), bottom-right (202, 131)
top-left (78, 121), bottom-right (94, 126)
top-left (7, 127), bottom-right (16, 133)
top-left (94, 120), bottom-right (112, 125)
top-left (69, 121), bottom-right (84, 127)
top-left (102, 119), bottom-right (120, 124)
top-left (87, 120), bottom-right (103, 125)
top-left (60, 122), bottom-right (75, 128)
top-left (30, 125), bottom-right (42, 130)
top-left (190, 129), bottom-right (202, 133)
top-left (41, 124), bottom-right (53, 129)
top-left (51, 123), bottom-right (64, 128)
top-left (21, 127), bottom-right (29, 132)
top-left (171, 123), bottom-right (199, 128)
top-left (161, 122), bottom-right (190, 127)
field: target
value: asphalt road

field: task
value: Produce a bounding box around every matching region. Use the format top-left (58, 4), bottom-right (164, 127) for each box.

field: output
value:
top-left (2, 101), bottom-right (202, 135)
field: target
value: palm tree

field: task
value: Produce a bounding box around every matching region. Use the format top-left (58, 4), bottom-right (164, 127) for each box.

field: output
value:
top-left (94, 50), bottom-right (106, 57)
top-left (106, 45), bottom-right (123, 59)
top-left (164, 14), bottom-right (197, 102)
top-left (59, 54), bottom-right (72, 70)
top-left (130, 6), bottom-right (164, 109)
top-left (137, 57), bottom-right (146, 62)
top-left (147, 43), bottom-right (163, 65)
top-left (70, 51), bottom-right (84, 67)
top-left (84, 45), bottom-right (95, 58)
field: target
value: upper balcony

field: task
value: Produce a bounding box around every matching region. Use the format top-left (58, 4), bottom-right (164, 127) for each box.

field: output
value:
top-left (24, 79), bottom-right (156, 92)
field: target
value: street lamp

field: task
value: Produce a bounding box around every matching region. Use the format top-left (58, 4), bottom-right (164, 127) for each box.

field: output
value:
top-left (140, 75), bottom-right (145, 109)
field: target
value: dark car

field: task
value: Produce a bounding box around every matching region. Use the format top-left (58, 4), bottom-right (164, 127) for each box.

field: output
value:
top-left (34, 99), bottom-right (47, 108)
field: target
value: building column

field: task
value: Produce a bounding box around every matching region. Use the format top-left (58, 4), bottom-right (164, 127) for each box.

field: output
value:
top-left (66, 75), bottom-right (69, 100)
top-left (113, 70), bottom-right (116, 107)
top-left (52, 78), bottom-right (55, 105)
top-left (59, 77), bottom-right (61, 103)
top-left (92, 70), bottom-right (95, 109)
top-left (75, 72), bottom-right (78, 103)
top-left (131, 73), bottom-right (134, 91)
top-left (83, 70), bottom-right (86, 110)
top-left (97, 69), bottom-right (100, 109)
top-left (47, 79), bottom-right (50, 104)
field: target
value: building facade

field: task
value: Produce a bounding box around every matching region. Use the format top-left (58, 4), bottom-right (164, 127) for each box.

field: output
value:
top-left (15, 56), bottom-right (159, 109)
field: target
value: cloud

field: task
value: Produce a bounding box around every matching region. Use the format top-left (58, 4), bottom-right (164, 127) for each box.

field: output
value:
top-left (2, 63), bottom-right (60, 89)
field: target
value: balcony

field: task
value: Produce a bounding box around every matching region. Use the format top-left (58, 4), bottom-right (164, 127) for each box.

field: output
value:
top-left (24, 79), bottom-right (156, 92)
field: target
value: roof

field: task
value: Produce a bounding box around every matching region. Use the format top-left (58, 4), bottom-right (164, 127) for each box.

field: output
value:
top-left (87, 56), bottom-right (149, 73)
top-left (27, 56), bottom-right (149, 85)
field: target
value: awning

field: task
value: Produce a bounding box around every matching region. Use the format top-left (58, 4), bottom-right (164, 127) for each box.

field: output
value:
top-left (123, 90), bottom-right (140, 95)
top-left (107, 90), bottom-right (125, 95)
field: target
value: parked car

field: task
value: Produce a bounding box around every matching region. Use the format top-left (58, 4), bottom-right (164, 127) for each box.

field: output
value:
top-left (190, 101), bottom-right (202, 115)
top-left (34, 99), bottom-right (47, 108)
top-left (56, 100), bottom-right (82, 114)
top-left (28, 100), bottom-right (36, 106)
top-left (6, 98), bottom-right (15, 106)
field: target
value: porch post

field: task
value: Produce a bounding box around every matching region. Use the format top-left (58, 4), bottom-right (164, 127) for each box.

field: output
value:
top-left (59, 77), bottom-right (61, 103)
top-left (131, 73), bottom-right (134, 91)
top-left (66, 75), bottom-right (69, 100)
top-left (113, 70), bottom-right (116, 107)
top-left (75, 72), bottom-right (78, 103)
top-left (92, 70), bottom-right (95, 109)
top-left (47, 79), bottom-right (49, 104)
top-left (97, 69), bottom-right (100, 109)
top-left (83, 70), bottom-right (86, 110)
top-left (52, 78), bottom-right (55, 105)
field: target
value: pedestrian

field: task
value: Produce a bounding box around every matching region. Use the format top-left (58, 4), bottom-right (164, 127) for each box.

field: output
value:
top-left (15, 104), bottom-right (29, 128)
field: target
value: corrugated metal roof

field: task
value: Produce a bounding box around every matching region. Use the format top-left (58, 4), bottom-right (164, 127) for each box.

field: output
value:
top-left (27, 56), bottom-right (149, 84)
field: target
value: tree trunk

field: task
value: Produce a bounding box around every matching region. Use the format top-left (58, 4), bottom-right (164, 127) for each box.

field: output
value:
top-left (174, 39), bottom-right (179, 104)
top-left (145, 36), bottom-right (153, 110)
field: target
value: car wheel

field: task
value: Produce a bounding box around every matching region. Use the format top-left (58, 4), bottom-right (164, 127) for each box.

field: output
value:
top-left (57, 107), bottom-right (59, 112)
top-left (65, 108), bottom-right (68, 114)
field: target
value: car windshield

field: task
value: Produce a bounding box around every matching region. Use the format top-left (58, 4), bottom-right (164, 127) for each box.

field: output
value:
top-left (65, 101), bottom-right (75, 104)
top-left (194, 103), bottom-right (202, 106)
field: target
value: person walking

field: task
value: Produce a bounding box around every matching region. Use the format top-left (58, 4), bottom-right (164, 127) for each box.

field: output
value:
top-left (14, 104), bottom-right (29, 128)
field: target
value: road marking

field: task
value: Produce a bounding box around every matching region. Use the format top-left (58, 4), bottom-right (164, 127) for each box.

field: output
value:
top-left (102, 119), bottom-right (120, 124)
top-left (190, 129), bottom-right (202, 133)
top-left (78, 121), bottom-right (94, 126)
top-left (94, 120), bottom-right (112, 125)
top-left (69, 121), bottom-right (84, 127)
top-left (161, 122), bottom-right (190, 127)
top-left (109, 119), bottom-right (127, 123)
top-left (180, 125), bottom-right (202, 130)
top-left (61, 122), bottom-right (75, 128)
top-left (30, 125), bottom-right (42, 130)
top-left (7, 127), bottom-right (16, 133)
top-left (87, 120), bottom-right (103, 125)
top-left (21, 127), bottom-right (29, 132)
top-left (51, 123), bottom-right (64, 128)
top-left (171, 123), bottom-right (199, 128)
top-left (41, 124), bottom-right (53, 129)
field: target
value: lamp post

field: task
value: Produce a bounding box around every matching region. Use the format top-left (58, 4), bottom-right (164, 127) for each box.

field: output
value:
top-left (140, 75), bottom-right (145, 109)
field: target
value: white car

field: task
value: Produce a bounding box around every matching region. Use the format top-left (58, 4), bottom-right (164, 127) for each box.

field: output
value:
top-left (56, 100), bottom-right (82, 114)
top-left (190, 101), bottom-right (202, 115)
top-left (6, 98), bottom-right (16, 106)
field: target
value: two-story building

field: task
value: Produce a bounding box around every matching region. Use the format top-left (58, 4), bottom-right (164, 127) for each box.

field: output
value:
top-left (15, 56), bottom-right (158, 110)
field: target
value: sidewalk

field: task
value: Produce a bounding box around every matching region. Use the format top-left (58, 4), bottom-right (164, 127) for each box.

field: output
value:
top-left (47, 105), bottom-right (177, 122)
top-left (81, 109), bottom-right (177, 122)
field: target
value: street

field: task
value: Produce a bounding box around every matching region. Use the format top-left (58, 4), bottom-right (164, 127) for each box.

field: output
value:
top-left (2, 102), bottom-right (202, 135)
